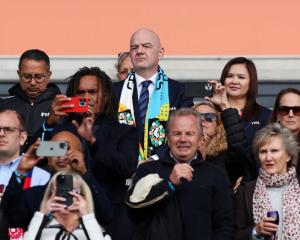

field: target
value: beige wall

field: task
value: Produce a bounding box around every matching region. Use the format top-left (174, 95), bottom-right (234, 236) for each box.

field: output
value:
top-left (1, 0), bottom-right (300, 55)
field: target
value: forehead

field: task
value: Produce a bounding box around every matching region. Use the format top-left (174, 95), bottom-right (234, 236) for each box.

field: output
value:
top-left (19, 59), bottom-right (48, 73)
top-left (130, 30), bottom-right (159, 46)
top-left (228, 63), bottom-right (249, 74)
top-left (51, 132), bottom-right (82, 151)
top-left (259, 136), bottom-right (284, 149)
top-left (169, 115), bottom-right (198, 131)
top-left (0, 111), bottom-right (20, 126)
top-left (195, 104), bottom-right (216, 114)
top-left (78, 75), bottom-right (99, 90)
top-left (279, 92), bottom-right (300, 105)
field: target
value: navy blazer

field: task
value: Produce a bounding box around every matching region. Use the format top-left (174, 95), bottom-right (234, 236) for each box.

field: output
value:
top-left (114, 77), bottom-right (193, 157)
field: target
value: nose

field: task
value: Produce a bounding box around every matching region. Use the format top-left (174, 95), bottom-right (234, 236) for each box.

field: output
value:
top-left (231, 76), bottom-right (239, 84)
top-left (0, 128), bottom-right (5, 136)
top-left (29, 77), bottom-right (37, 84)
top-left (179, 134), bottom-right (188, 142)
top-left (136, 46), bottom-right (144, 55)
top-left (288, 109), bottom-right (295, 117)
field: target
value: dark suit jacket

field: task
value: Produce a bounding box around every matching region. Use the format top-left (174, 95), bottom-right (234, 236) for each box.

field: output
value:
top-left (89, 117), bottom-right (139, 240)
top-left (114, 76), bottom-right (193, 157)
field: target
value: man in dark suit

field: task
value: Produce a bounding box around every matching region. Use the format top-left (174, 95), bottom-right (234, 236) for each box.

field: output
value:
top-left (114, 28), bottom-right (193, 160)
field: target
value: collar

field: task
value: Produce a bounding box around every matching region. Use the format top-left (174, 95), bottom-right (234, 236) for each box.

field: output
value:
top-left (0, 155), bottom-right (23, 167)
top-left (169, 151), bottom-right (199, 165)
top-left (135, 72), bottom-right (158, 87)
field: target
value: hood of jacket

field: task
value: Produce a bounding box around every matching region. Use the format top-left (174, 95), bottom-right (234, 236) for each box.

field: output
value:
top-left (8, 83), bottom-right (61, 103)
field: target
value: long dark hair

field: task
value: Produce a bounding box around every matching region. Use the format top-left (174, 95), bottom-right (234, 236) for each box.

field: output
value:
top-left (65, 67), bottom-right (117, 120)
top-left (220, 57), bottom-right (259, 121)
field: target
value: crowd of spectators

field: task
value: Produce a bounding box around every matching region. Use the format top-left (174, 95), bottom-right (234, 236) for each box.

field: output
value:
top-left (0, 28), bottom-right (299, 240)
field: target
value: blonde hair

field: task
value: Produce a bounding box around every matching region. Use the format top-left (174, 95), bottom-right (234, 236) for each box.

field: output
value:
top-left (40, 170), bottom-right (94, 214)
top-left (253, 122), bottom-right (299, 168)
top-left (193, 101), bottom-right (228, 157)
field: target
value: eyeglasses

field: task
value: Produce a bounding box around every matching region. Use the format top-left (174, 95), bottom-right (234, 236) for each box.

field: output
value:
top-left (277, 106), bottom-right (300, 116)
top-left (19, 73), bottom-right (48, 83)
top-left (200, 113), bottom-right (217, 122)
top-left (0, 126), bottom-right (24, 134)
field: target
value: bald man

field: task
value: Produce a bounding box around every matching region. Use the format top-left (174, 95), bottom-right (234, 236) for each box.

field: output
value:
top-left (1, 130), bottom-right (113, 232)
top-left (114, 28), bottom-right (193, 161)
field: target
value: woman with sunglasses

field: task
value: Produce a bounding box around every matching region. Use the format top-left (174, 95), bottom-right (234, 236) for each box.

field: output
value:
top-left (23, 171), bottom-right (110, 240)
top-left (270, 88), bottom-right (300, 174)
top-left (193, 97), bottom-right (248, 186)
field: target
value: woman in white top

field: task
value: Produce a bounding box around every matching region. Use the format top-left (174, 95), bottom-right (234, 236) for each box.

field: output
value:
top-left (23, 171), bottom-right (110, 240)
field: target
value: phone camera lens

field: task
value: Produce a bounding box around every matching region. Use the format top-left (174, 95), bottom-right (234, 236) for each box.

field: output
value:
top-left (79, 98), bottom-right (87, 106)
top-left (59, 142), bottom-right (66, 149)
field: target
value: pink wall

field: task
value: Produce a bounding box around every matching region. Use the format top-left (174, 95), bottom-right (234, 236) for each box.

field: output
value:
top-left (1, 0), bottom-right (300, 55)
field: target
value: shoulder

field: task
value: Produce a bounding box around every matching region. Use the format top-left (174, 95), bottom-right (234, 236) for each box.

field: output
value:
top-left (167, 78), bottom-right (185, 89)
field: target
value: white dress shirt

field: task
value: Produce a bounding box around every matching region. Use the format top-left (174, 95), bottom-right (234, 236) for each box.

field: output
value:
top-left (135, 72), bottom-right (158, 100)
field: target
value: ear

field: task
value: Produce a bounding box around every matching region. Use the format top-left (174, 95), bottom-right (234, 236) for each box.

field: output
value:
top-left (19, 131), bottom-right (28, 146)
top-left (158, 47), bottom-right (164, 60)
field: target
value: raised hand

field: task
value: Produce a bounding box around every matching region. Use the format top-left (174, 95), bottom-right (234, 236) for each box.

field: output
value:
top-left (68, 191), bottom-right (89, 216)
top-left (205, 80), bottom-right (231, 111)
top-left (47, 95), bottom-right (73, 126)
top-left (72, 107), bottom-right (96, 144)
top-left (18, 138), bottom-right (44, 174)
top-left (67, 149), bottom-right (87, 175)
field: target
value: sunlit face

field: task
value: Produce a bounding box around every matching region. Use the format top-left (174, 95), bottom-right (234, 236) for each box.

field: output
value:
top-left (194, 104), bottom-right (217, 138)
top-left (18, 59), bottom-right (51, 102)
top-left (167, 115), bottom-right (201, 162)
top-left (224, 63), bottom-right (250, 101)
top-left (130, 29), bottom-right (164, 75)
top-left (48, 132), bottom-right (82, 172)
top-left (76, 75), bottom-right (102, 115)
top-left (117, 56), bottom-right (133, 81)
top-left (0, 111), bottom-right (27, 162)
top-left (259, 136), bottom-right (291, 175)
top-left (276, 92), bottom-right (300, 136)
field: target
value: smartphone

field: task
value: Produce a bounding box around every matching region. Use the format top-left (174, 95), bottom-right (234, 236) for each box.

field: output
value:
top-left (267, 211), bottom-right (279, 225)
top-left (59, 97), bottom-right (88, 113)
top-left (56, 174), bottom-right (73, 206)
top-left (36, 141), bottom-right (68, 157)
top-left (185, 82), bottom-right (214, 98)
top-left (0, 184), bottom-right (4, 193)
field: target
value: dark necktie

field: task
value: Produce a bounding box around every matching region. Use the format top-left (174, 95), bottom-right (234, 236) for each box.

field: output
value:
top-left (139, 80), bottom-right (151, 125)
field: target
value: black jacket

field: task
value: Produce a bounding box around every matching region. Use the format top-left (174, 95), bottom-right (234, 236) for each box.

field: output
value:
top-left (0, 83), bottom-right (60, 137)
top-left (127, 152), bottom-right (234, 240)
top-left (206, 108), bottom-right (249, 185)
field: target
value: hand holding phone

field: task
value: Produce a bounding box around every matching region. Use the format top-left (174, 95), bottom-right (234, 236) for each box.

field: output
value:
top-left (36, 141), bottom-right (68, 157)
top-left (58, 97), bottom-right (88, 113)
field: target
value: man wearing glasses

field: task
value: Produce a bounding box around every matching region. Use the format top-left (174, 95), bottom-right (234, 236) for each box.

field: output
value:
top-left (0, 49), bottom-right (60, 141)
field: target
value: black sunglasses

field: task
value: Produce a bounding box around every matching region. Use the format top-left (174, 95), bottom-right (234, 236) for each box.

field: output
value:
top-left (277, 106), bottom-right (300, 116)
top-left (200, 113), bottom-right (217, 122)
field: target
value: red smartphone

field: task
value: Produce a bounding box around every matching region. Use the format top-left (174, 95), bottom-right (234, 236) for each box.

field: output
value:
top-left (59, 97), bottom-right (88, 113)
top-left (0, 184), bottom-right (4, 193)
